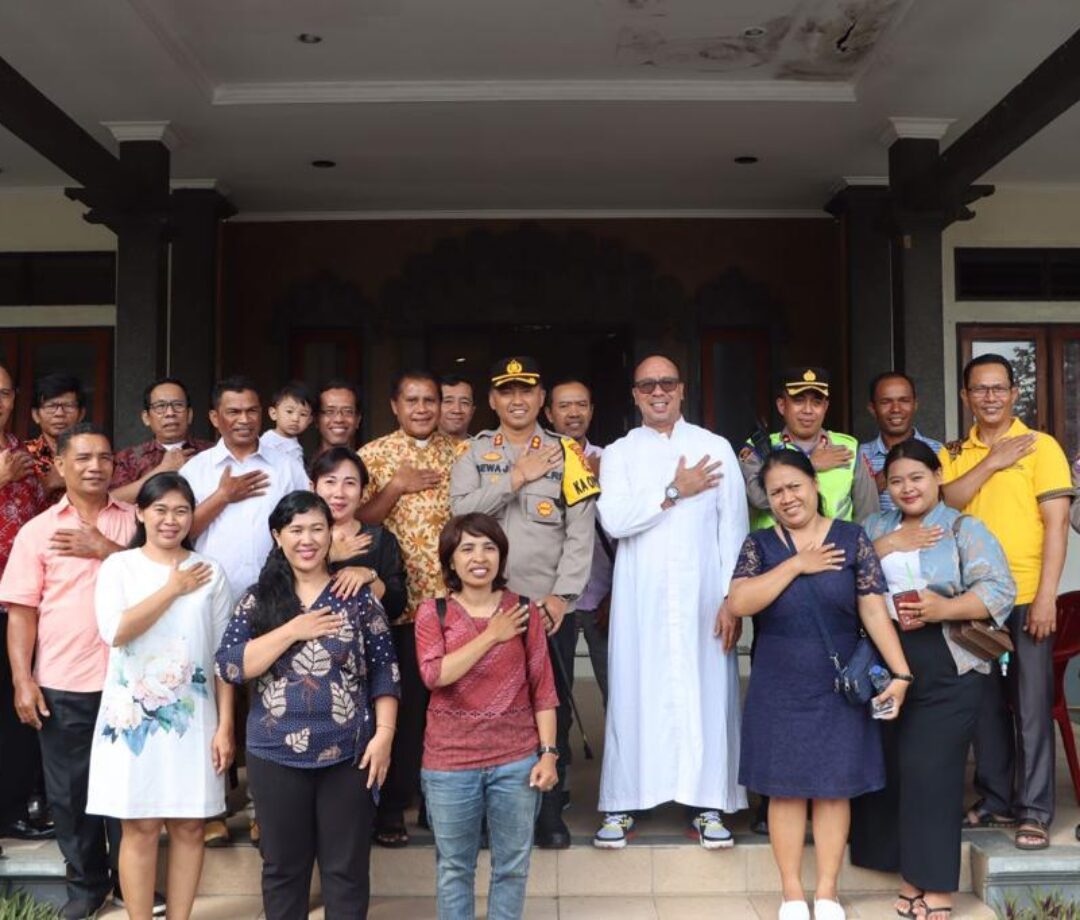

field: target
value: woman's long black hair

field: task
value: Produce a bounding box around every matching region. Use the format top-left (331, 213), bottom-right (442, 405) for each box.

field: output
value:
top-left (128, 472), bottom-right (197, 550)
top-left (250, 490), bottom-right (334, 637)
top-left (756, 448), bottom-right (826, 516)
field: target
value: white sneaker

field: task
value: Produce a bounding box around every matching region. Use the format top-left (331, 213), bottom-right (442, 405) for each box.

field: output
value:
top-left (690, 810), bottom-right (734, 849)
top-left (813, 898), bottom-right (845, 920)
top-left (593, 813), bottom-right (635, 849)
top-left (778, 900), bottom-right (811, 920)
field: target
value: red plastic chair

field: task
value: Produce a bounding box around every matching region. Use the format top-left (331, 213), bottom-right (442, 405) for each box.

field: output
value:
top-left (1054, 591), bottom-right (1080, 805)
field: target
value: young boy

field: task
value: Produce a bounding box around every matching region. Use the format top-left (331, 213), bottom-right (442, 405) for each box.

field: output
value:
top-left (259, 381), bottom-right (313, 463)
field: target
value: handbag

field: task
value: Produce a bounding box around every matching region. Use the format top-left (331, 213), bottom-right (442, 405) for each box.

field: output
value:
top-left (779, 526), bottom-right (885, 706)
top-left (945, 515), bottom-right (1015, 662)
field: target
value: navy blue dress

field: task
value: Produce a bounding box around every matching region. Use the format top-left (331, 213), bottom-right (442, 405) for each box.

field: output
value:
top-left (736, 519), bottom-right (888, 799)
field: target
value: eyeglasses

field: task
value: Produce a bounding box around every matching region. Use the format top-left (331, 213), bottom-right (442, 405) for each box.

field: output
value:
top-left (967, 384), bottom-right (1012, 399)
top-left (39, 400), bottom-right (79, 415)
top-left (632, 377), bottom-right (680, 394)
top-left (147, 400), bottom-right (188, 416)
top-left (321, 407), bottom-right (357, 419)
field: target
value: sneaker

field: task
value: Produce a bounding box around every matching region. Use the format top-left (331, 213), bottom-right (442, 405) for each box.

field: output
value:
top-left (593, 813), bottom-right (635, 849)
top-left (691, 810), bottom-right (734, 849)
top-left (813, 898), bottom-right (845, 920)
top-left (112, 889), bottom-right (166, 916)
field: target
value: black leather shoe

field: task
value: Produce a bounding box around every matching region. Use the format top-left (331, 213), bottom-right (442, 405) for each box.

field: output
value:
top-left (60, 896), bottom-right (109, 920)
top-left (1, 818), bottom-right (56, 840)
top-left (535, 791), bottom-right (571, 849)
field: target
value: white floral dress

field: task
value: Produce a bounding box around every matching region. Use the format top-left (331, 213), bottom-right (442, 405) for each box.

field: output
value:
top-left (87, 549), bottom-right (233, 818)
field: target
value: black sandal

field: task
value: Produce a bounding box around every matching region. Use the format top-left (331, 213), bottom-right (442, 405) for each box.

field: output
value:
top-left (962, 802), bottom-right (1017, 829)
top-left (895, 891), bottom-right (923, 919)
top-left (916, 901), bottom-right (952, 920)
top-left (373, 818), bottom-right (410, 849)
top-left (1015, 820), bottom-right (1049, 850)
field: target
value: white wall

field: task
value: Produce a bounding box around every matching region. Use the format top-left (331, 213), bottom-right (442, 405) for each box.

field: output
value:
top-left (942, 184), bottom-right (1080, 593)
top-left (0, 187), bottom-right (116, 251)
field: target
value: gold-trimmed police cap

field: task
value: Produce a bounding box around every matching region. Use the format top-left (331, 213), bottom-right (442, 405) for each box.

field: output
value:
top-left (490, 356), bottom-right (542, 388)
top-left (782, 366), bottom-right (830, 397)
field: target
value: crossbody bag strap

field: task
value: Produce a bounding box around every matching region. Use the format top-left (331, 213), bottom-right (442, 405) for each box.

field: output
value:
top-left (777, 526), bottom-right (845, 675)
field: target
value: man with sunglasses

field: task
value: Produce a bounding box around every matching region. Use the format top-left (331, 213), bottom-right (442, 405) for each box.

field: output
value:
top-left (594, 355), bottom-right (748, 850)
top-left (939, 353), bottom-right (1071, 851)
top-left (450, 356), bottom-right (596, 850)
top-left (110, 377), bottom-right (213, 503)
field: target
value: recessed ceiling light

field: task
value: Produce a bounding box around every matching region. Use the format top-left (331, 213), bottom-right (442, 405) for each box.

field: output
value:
top-left (734, 155), bottom-right (759, 165)
top-left (311, 159), bottom-right (336, 168)
top-left (454, 357), bottom-right (467, 364)
top-left (742, 26), bottom-right (767, 38)
top-left (297, 33), bottom-right (323, 44)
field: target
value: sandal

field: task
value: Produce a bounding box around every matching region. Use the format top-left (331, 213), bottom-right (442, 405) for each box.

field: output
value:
top-left (895, 891), bottom-right (923, 919)
top-left (916, 901), bottom-right (952, 920)
top-left (962, 802), bottom-right (1017, 829)
top-left (1014, 820), bottom-right (1049, 850)
top-left (373, 818), bottom-right (410, 849)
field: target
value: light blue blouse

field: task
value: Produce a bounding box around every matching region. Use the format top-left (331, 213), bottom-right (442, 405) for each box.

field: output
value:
top-left (863, 501), bottom-right (1017, 674)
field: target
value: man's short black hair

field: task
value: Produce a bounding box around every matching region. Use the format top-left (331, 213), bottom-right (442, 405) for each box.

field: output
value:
top-left (545, 377), bottom-right (593, 408)
top-left (390, 369), bottom-right (440, 400)
top-left (439, 374), bottom-right (473, 391)
top-left (963, 353), bottom-right (1015, 389)
top-left (868, 371), bottom-right (917, 404)
top-left (142, 376), bottom-right (192, 411)
top-left (270, 380), bottom-right (314, 410)
top-left (210, 375), bottom-right (260, 409)
top-left (56, 422), bottom-right (109, 455)
top-left (317, 379), bottom-right (363, 408)
top-left (33, 373), bottom-right (86, 409)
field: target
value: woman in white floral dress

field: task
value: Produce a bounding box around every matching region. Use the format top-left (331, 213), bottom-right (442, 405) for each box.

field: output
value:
top-left (87, 472), bottom-right (235, 920)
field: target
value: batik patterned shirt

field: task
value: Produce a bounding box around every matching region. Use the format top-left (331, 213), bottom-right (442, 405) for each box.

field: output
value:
top-left (359, 429), bottom-right (457, 622)
top-left (111, 438), bottom-right (215, 489)
top-left (24, 436), bottom-right (62, 506)
top-left (0, 433), bottom-right (46, 577)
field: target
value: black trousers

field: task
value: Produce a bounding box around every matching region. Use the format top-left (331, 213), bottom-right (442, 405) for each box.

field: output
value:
top-left (971, 603), bottom-right (1056, 825)
top-left (38, 688), bottom-right (120, 905)
top-left (247, 754), bottom-right (374, 920)
top-left (574, 607), bottom-right (609, 708)
top-left (375, 623), bottom-right (427, 826)
top-left (550, 611), bottom-right (579, 789)
top-left (850, 624), bottom-right (984, 892)
top-left (0, 608), bottom-right (45, 826)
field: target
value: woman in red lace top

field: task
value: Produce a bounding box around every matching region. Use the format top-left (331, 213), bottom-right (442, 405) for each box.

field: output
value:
top-left (416, 512), bottom-right (558, 920)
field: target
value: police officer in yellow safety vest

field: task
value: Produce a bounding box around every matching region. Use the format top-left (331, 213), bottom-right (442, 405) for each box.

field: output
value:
top-left (449, 356), bottom-right (598, 850)
top-left (738, 367), bottom-right (880, 531)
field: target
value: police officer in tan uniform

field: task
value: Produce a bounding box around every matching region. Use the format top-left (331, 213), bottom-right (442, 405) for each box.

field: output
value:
top-left (450, 356), bottom-right (596, 849)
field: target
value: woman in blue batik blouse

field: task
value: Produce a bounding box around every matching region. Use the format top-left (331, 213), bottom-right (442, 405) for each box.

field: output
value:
top-left (216, 491), bottom-right (399, 920)
top-left (850, 439), bottom-right (1015, 920)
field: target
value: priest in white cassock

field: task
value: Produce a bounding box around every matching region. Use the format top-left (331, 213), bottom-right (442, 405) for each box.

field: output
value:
top-left (592, 355), bottom-right (748, 851)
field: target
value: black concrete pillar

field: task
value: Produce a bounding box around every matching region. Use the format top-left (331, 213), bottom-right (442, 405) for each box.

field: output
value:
top-left (826, 186), bottom-right (893, 442)
top-left (170, 188), bottom-right (235, 437)
top-left (888, 138), bottom-right (948, 440)
top-left (113, 140), bottom-right (171, 449)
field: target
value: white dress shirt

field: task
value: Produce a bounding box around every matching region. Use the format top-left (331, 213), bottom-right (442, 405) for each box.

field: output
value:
top-left (180, 439), bottom-right (310, 601)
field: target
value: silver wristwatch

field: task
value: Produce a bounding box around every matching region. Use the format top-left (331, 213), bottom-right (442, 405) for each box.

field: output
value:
top-left (664, 483), bottom-right (681, 503)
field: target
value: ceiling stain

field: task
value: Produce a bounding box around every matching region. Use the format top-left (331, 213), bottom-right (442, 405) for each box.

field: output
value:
top-left (616, 16), bottom-right (791, 72)
top-left (779, 0), bottom-right (904, 78)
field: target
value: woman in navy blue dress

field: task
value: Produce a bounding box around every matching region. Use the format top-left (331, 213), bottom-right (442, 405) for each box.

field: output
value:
top-left (728, 450), bottom-right (913, 920)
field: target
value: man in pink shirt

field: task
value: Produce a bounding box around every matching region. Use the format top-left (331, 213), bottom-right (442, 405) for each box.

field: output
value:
top-left (2, 423), bottom-right (136, 920)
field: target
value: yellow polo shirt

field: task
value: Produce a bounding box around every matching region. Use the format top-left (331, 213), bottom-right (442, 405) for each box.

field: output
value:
top-left (938, 418), bottom-right (1072, 604)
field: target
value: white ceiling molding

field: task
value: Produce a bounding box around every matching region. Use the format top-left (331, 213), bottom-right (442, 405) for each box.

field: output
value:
top-left (880, 116), bottom-right (955, 146)
top-left (102, 120), bottom-right (180, 149)
top-left (169, 178), bottom-right (229, 194)
top-left (228, 207), bottom-right (833, 223)
top-left (213, 79), bottom-right (857, 106)
top-left (125, 0), bottom-right (214, 99)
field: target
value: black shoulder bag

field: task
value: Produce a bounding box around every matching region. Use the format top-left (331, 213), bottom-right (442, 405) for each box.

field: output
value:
top-left (778, 526), bottom-right (886, 706)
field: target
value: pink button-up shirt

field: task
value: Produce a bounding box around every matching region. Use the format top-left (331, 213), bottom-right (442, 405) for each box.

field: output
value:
top-left (0, 494), bottom-right (135, 693)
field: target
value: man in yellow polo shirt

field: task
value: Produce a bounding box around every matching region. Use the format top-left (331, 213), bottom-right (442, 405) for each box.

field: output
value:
top-left (939, 353), bottom-right (1072, 850)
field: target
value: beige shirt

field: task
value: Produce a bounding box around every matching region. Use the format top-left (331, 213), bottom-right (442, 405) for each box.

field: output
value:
top-left (449, 425), bottom-right (595, 603)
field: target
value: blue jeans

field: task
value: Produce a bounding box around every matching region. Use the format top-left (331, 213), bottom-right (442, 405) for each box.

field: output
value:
top-left (422, 755), bottom-right (539, 920)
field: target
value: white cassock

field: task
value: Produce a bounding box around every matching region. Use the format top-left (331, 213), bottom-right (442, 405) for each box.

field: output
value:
top-left (597, 416), bottom-right (748, 812)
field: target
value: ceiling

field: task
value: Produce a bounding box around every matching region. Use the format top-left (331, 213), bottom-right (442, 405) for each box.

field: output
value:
top-left (0, 0), bottom-right (1078, 216)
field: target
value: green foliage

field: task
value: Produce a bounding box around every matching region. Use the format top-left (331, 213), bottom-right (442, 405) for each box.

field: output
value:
top-left (0, 891), bottom-right (61, 920)
top-left (1000, 890), bottom-right (1080, 920)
